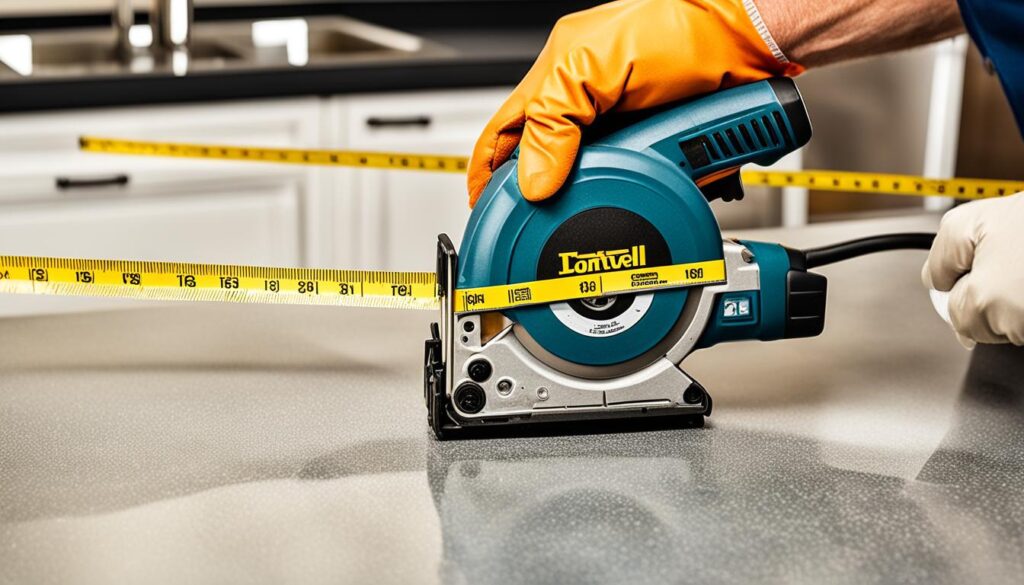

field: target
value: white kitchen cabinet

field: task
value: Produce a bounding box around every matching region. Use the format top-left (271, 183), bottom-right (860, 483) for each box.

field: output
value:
top-left (0, 97), bottom-right (326, 260)
top-left (0, 97), bottom-right (324, 315)
top-left (328, 87), bottom-right (511, 271)
top-left (0, 175), bottom-right (302, 315)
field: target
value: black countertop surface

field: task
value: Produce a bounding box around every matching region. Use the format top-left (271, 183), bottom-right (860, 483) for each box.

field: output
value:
top-left (0, 1), bottom-right (586, 113)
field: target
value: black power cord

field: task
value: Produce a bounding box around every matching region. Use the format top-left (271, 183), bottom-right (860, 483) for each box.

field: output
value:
top-left (803, 233), bottom-right (936, 269)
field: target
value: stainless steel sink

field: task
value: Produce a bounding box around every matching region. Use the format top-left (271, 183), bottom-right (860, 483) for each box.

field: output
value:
top-left (35, 39), bottom-right (241, 67)
top-left (0, 16), bottom-right (449, 79)
top-left (310, 28), bottom-right (404, 55)
top-left (28, 35), bottom-right (238, 73)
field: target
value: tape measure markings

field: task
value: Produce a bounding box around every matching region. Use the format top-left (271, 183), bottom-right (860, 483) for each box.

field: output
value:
top-left (0, 256), bottom-right (439, 310)
top-left (0, 255), bottom-right (726, 314)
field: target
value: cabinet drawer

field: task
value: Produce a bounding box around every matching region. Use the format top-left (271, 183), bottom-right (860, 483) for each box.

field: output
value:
top-left (0, 177), bottom-right (301, 316)
top-left (342, 87), bottom-right (510, 154)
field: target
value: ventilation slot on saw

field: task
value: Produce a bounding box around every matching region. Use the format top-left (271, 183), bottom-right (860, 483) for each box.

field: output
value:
top-left (758, 112), bottom-right (795, 148)
top-left (678, 135), bottom-right (719, 169)
top-left (750, 119), bottom-right (768, 147)
top-left (712, 132), bottom-right (731, 157)
top-left (760, 115), bottom-right (779, 146)
top-left (738, 124), bottom-right (756, 150)
top-left (772, 111), bottom-right (794, 146)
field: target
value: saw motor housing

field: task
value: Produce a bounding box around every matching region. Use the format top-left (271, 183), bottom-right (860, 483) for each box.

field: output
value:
top-left (425, 79), bottom-right (824, 439)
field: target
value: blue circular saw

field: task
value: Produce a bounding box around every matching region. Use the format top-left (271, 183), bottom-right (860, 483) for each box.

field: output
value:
top-left (425, 79), bottom-right (833, 438)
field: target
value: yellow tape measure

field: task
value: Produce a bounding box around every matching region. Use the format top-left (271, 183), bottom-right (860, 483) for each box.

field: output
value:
top-left (742, 170), bottom-right (1024, 201)
top-left (0, 256), bottom-right (439, 310)
top-left (80, 136), bottom-right (1024, 199)
top-left (0, 256), bottom-right (726, 314)
top-left (79, 136), bottom-right (469, 173)
top-left (453, 259), bottom-right (725, 313)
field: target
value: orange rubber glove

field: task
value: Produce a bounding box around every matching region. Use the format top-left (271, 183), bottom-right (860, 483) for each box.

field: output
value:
top-left (467, 0), bottom-right (804, 206)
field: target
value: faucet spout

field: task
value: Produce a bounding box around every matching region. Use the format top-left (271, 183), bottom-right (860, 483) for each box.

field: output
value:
top-left (151, 0), bottom-right (194, 55)
top-left (114, 0), bottom-right (134, 61)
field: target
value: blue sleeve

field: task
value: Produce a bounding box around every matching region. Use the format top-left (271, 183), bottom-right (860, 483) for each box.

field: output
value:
top-left (958, 0), bottom-right (1024, 137)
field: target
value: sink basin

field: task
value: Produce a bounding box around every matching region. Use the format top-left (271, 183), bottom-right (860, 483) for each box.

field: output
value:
top-left (33, 40), bottom-right (239, 68)
top-left (0, 16), bottom-right (446, 79)
top-left (309, 28), bottom-right (401, 55)
top-left (30, 38), bottom-right (238, 69)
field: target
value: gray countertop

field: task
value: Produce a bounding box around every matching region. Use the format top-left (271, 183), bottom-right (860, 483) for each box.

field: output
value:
top-left (2, 214), bottom-right (1022, 584)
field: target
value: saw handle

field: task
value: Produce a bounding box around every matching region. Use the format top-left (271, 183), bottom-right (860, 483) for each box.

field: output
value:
top-left (595, 78), bottom-right (811, 190)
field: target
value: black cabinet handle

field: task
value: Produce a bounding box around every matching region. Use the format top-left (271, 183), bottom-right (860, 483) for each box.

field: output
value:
top-left (365, 115), bottom-right (432, 128)
top-left (56, 174), bottom-right (130, 190)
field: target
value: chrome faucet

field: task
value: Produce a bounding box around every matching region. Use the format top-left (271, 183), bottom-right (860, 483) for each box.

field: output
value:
top-left (150, 0), bottom-right (194, 55)
top-left (114, 0), bottom-right (134, 60)
top-left (113, 0), bottom-right (193, 60)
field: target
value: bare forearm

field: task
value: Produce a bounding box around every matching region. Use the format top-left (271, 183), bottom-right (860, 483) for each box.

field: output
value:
top-left (754, 0), bottom-right (965, 67)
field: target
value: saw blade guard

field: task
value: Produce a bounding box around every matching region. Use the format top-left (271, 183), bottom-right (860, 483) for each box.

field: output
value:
top-left (457, 78), bottom-right (812, 367)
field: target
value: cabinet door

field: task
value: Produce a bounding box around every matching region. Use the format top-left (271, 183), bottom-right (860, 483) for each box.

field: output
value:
top-left (0, 97), bottom-right (328, 265)
top-left (0, 176), bottom-right (301, 316)
top-left (331, 88), bottom-right (511, 270)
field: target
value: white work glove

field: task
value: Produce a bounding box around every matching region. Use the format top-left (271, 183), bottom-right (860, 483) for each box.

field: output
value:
top-left (922, 193), bottom-right (1024, 348)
